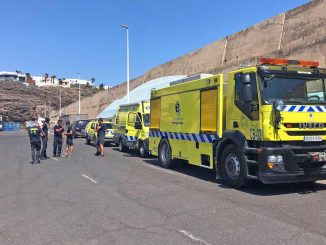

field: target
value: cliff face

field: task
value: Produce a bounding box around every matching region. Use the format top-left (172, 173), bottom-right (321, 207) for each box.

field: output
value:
top-left (52, 0), bottom-right (326, 120)
top-left (0, 80), bottom-right (99, 122)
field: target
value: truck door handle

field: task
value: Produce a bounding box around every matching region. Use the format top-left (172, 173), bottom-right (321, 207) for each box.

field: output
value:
top-left (233, 121), bottom-right (239, 128)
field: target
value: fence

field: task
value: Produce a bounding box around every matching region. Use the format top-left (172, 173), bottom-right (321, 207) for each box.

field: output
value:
top-left (2, 122), bottom-right (21, 131)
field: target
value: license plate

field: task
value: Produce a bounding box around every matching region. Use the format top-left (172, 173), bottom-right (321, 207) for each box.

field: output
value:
top-left (304, 136), bottom-right (322, 142)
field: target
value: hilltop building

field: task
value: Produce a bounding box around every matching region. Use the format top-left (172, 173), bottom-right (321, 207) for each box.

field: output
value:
top-left (0, 71), bottom-right (92, 88)
top-left (0, 71), bottom-right (26, 83)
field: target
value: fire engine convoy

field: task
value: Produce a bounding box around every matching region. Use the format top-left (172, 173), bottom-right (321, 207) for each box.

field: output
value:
top-left (113, 101), bottom-right (150, 157)
top-left (148, 58), bottom-right (326, 188)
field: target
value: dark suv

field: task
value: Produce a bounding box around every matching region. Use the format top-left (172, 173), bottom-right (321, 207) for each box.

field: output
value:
top-left (72, 120), bottom-right (89, 138)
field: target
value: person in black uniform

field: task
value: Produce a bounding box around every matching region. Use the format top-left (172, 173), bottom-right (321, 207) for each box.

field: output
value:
top-left (95, 118), bottom-right (106, 157)
top-left (28, 121), bottom-right (44, 164)
top-left (41, 117), bottom-right (50, 159)
top-left (64, 121), bottom-right (74, 158)
top-left (53, 120), bottom-right (64, 157)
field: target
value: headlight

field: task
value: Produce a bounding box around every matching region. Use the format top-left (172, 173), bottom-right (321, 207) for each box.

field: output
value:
top-left (267, 155), bottom-right (285, 171)
top-left (276, 155), bottom-right (283, 163)
top-left (268, 155), bottom-right (276, 163)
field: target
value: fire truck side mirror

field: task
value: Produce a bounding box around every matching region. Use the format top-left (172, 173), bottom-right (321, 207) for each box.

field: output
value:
top-left (240, 74), bottom-right (252, 102)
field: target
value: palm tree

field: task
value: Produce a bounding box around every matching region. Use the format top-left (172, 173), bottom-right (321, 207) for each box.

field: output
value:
top-left (25, 72), bottom-right (31, 83)
top-left (44, 73), bottom-right (49, 83)
top-left (91, 77), bottom-right (95, 84)
top-left (51, 75), bottom-right (56, 84)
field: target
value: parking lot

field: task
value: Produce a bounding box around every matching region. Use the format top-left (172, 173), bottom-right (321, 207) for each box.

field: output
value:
top-left (0, 131), bottom-right (325, 244)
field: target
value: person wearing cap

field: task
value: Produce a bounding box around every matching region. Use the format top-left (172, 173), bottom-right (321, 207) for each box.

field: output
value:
top-left (53, 120), bottom-right (64, 157)
top-left (28, 119), bottom-right (44, 164)
top-left (41, 118), bottom-right (50, 159)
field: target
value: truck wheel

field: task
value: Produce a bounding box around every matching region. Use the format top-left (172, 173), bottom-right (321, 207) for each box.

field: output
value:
top-left (221, 144), bottom-right (248, 189)
top-left (86, 135), bottom-right (90, 145)
top-left (93, 136), bottom-right (97, 147)
top-left (158, 139), bottom-right (175, 168)
top-left (139, 141), bottom-right (147, 158)
top-left (119, 139), bottom-right (125, 152)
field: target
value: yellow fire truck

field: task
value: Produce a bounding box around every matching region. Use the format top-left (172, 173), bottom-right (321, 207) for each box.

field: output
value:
top-left (149, 58), bottom-right (326, 188)
top-left (113, 101), bottom-right (150, 157)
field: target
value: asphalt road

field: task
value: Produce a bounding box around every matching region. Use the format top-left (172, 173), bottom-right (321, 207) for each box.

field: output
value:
top-left (0, 131), bottom-right (325, 245)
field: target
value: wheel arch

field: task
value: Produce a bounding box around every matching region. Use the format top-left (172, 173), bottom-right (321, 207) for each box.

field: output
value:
top-left (215, 131), bottom-right (248, 172)
top-left (158, 136), bottom-right (169, 150)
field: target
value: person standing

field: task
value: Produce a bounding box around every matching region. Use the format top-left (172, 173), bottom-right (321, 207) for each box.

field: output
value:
top-left (64, 121), bottom-right (74, 158)
top-left (41, 117), bottom-right (50, 159)
top-left (53, 120), bottom-right (64, 157)
top-left (28, 121), bottom-right (43, 164)
top-left (95, 118), bottom-right (106, 157)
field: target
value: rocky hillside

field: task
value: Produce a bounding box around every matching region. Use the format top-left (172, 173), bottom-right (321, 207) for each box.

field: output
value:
top-left (0, 79), bottom-right (100, 122)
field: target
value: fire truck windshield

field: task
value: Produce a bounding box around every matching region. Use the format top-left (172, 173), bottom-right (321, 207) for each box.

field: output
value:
top-left (261, 75), bottom-right (326, 105)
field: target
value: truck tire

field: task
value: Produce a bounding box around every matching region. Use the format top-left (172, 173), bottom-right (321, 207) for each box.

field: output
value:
top-left (139, 141), bottom-right (147, 158)
top-left (118, 139), bottom-right (125, 152)
top-left (221, 144), bottom-right (248, 189)
top-left (158, 139), bottom-right (175, 168)
top-left (86, 135), bottom-right (90, 145)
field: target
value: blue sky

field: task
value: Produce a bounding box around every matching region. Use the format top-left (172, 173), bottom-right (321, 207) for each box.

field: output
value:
top-left (0, 0), bottom-right (309, 86)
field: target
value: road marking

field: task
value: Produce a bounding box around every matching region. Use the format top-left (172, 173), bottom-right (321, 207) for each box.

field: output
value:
top-left (50, 157), bottom-right (59, 161)
top-left (179, 230), bottom-right (211, 245)
top-left (139, 162), bottom-right (201, 181)
top-left (139, 162), bottom-right (184, 177)
top-left (81, 174), bottom-right (97, 184)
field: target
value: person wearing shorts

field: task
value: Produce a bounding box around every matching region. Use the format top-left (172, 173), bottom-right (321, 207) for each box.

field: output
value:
top-left (95, 118), bottom-right (106, 157)
top-left (64, 121), bottom-right (74, 158)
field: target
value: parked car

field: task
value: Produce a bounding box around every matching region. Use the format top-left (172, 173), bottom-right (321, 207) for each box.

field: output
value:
top-left (85, 120), bottom-right (114, 146)
top-left (72, 120), bottom-right (89, 138)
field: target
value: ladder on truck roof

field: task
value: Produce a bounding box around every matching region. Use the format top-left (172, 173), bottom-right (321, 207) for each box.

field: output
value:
top-left (169, 74), bottom-right (213, 86)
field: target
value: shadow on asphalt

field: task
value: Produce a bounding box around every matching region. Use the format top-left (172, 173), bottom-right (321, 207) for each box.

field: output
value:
top-left (111, 147), bottom-right (326, 196)
top-left (143, 158), bottom-right (326, 196)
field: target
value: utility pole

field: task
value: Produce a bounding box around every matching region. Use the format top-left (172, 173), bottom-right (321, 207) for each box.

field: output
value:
top-left (44, 102), bottom-right (47, 118)
top-left (121, 24), bottom-right (130, 103)
top-left (59, 88), bottom-right (62, 117)
top-left (77, 72), bottom-right (81, 114)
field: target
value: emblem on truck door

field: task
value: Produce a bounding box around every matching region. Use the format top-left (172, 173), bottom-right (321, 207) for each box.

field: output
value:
top-left (175, 101), bottom-right (181, 117)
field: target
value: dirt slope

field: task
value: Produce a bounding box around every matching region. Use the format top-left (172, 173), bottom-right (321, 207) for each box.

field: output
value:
top-left (0, 79), bottom-right (99, 122)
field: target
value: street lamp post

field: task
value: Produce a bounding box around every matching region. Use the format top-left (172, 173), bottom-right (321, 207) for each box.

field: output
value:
top-left (121, 24), bottom-right (130, 103)
top-left (77, 72), bottom-right (81, 114)
top-left (59, 88), bottom-right (62, 117)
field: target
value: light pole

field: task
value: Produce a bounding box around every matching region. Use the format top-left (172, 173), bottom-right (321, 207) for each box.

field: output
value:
top-left (77, 72), bottom-right (81, 114)
top-left (121, 24), bottom-right (130, 103)
top-left (59, 88), bottom-right (62, 117)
